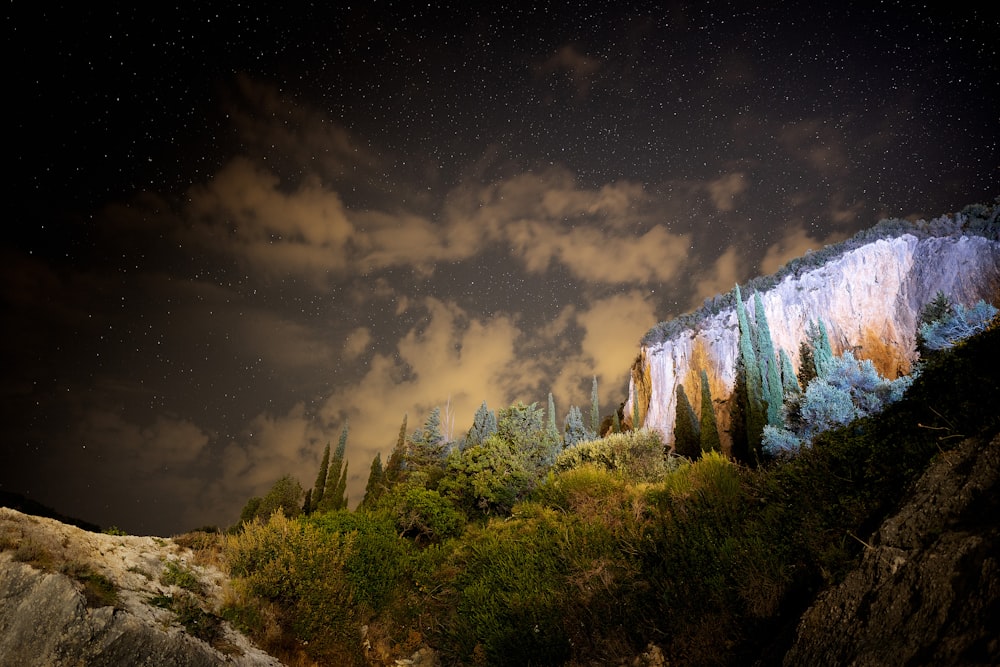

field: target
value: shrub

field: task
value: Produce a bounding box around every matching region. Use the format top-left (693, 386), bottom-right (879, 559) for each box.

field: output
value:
top-left (554, 429), bottom-right (676, 481)
top-left (919, 299), bottom-right (997, 351)
top-left (160, 559), bottom-right (203, 594)
top-left (224, 511), bottom-right (360, 664)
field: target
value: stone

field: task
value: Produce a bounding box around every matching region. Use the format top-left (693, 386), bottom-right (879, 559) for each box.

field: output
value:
top-left (629, 234), bottom-right (1000, 450)
top-left (781, 433), bottom-right (1000, 666)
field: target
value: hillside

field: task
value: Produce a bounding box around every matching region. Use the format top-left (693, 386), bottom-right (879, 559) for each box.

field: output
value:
top-left (627, 203), bottom-right (999, 452)
top-left (0, 510), bottom-right (281, 666)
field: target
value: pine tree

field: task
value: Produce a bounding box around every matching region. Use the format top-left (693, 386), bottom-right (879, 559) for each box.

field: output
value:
top-left (754, 292), bottom-right (783, 427)
top-left (699, 370), bottom-right (721, 453)
top-left (563, 405), bottom-right (589, 447)
top-left (590, 376), bottom-right (600, 435)
top-left (673, 384), bottom-right (701, 458)
top-left (467, 401), bottom-right (497, 448)
top-left (361, 452), bottom-right (384, 509)
top-left (311, 442), bottom-right (331, 510)
top-left (410, 407), bottom-right (447, 469)
top-left (735, 285), bottom-right (766, 458)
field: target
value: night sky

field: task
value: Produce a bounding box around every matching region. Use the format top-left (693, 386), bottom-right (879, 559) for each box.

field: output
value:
top-left (5, 2), bottom-right (998, 535)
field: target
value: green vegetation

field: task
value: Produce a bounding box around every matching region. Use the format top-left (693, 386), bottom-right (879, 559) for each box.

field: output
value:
top-left (221, 318), bottom-right (999, 666)
top-left (222, 202), bottom-right (999, 666)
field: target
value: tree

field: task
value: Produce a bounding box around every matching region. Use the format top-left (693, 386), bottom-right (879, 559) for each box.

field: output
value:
top-left (383, 414), bottom-right (407, 487)
top-left (361, 453), bottom-right (384, 510)
top-left (238, 474), bottom-right (304, 525)
top-left (699, 370), bottom-right (721, 453)
top-left (497, 401), bottom-right (560, 472)
top-left (813, 320), bottom-right (834, 379)
top-left (754, 292), bottom-right (783, 427)
top-left (673, 384), bottom-right (701, 458)
top-left (547, 392), bottom-right (560, 443)
top-left (590, 376), bottom-right (600, 435)
top-left (311, 441), bottom-right (331, 511)
top-left (563, 405), bottom-right (590, 447)
top-left (734, 285), bottom-right (766, 459)
top-left (631, 396), bottom-right (641, 431)
top-left (409, 407), bottom-right (448, 471)
top-left (779, 348), bottom-right (800, 396)
top-left (318, 422), bottom-right (350, 512)
top-left (440, 434), bottom-right (533, 517)
top-left (467, 401), bottom-right (498, 449)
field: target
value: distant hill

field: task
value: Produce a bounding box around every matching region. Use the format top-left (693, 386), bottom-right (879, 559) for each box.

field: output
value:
top-left (0, 491), bottom-right (102, 533)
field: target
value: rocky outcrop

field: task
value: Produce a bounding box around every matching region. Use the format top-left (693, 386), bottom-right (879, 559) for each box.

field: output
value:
top-left (0, 508), bottom-right (283, 667)
top-left (627, 233), bottom-right (1000, 450)
top-left (782, 432), bottom-right (1000, 666)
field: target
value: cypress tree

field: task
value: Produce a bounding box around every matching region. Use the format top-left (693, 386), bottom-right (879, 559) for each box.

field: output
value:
top-left (814, 320), bottom-right (834, 379)
top-left (311, 442), bottom-right (331, 510)
top-left (754, 292), bottom-right (783, 426)
top-left (361, 452), bottom-right (384, 509)
top-left (673, 384), bottom-right (701, 458)
top-left (320, 422), bottom-right (349, 511)
top-left (547, 392), bottom-right (560, 442)
top-left (632, 395), bottom-right (641, 431)
top-left (383, 414), bottom-right (407, 486)
top-left (735, 285), bottom-right (766, 456)
top-left (779, 348), bottom-right (800, 396)
top-left (798, 332), bottom-right (817, 389)
top-left (699, 369), bottom-right (721, 453)
top-left (590, 376), bottom-right (600, 435)
top-left (301, 487), bottom-right (312, 515)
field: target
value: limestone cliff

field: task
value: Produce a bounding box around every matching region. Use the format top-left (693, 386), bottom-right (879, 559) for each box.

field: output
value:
top-left (627, 227), bottom-right (1000, 451)
top-left (0, 508), bottom-right (283, 667)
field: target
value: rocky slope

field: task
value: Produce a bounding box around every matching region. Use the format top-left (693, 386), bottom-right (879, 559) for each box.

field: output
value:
top-left (782, 431), bottom-right (1000, 666)
top-left (0, 508), bottom-right (283, 667)
top-left (626, 231), bottom-right (1000, 450)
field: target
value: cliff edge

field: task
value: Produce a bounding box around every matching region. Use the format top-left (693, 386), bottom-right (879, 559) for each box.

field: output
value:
top-left (628, 232), bottom-right (1000, 450)
top-left (0, 508), bottom-right (283, 667)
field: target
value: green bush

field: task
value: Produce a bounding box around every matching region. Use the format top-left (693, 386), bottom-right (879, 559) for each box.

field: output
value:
top-left (224, 511), bottom-right (360, 664)
top-left (554, 428), bottom-right (677, 481)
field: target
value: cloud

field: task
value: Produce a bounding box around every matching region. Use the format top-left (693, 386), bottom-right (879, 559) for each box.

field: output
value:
top-left (343, 327), bottom-right (372, 360)
top-left (690, 246), bottom-right (743, 308)
top-left (184, 158), bottom-right (355, 286)
top-left (760, 226), bottom-right (850, 275)
top-left (570, 291), bottom-right (659, 393)
top-left (705, 173), bottom-right (748, 212)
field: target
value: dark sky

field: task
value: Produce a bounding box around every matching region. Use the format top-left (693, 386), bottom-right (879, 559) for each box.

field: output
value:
top-left (5, 2), bottom-right (998, 535)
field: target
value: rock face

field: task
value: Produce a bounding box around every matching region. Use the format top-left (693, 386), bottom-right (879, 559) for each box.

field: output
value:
top-left (627, 233), bottom-right (1000, 449)
top-left (782, 432), bottom-right (1000, 666)
top-left (0, 508), bottom-right (283, 667)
